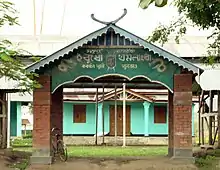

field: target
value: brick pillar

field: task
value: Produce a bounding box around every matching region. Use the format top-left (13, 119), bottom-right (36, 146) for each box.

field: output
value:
top-left (168, 90), bottom-right (174, 157)
top-left (51, 87), bottom-right (63, 139)
top-left (31, 75), bottom-right (52, 164)
top-left (172, 74), bottom-right (193, 159)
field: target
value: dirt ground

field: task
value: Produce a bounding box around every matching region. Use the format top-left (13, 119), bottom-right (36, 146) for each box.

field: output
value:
top-left (26, 157), bottom-right (198, 170)
top-left (0, 150), bottom-right (199, 170)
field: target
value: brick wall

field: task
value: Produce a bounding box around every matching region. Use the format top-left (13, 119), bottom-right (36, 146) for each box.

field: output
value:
top-left (173, 74), bottom-right (193, 157)
top-left (51, 87), bottom-right (63, 139)
top-left (33, 75), bottom-right (64, 151)
top-left (168, 90), bottom-right (174, 156)
top-left (33, 75), bottom-right (52, 149)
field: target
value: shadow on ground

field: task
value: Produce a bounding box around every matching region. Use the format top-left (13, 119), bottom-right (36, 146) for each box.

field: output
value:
top-left (3, 149), bottom-right (220, 170)
top-left (26, 157), bottom-right (198, 170)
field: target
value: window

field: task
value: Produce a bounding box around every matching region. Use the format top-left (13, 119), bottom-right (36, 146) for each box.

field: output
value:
top-left (154, 106), bottom-right (167, 124)
top-left (73, 105), bottom-right (86, 123)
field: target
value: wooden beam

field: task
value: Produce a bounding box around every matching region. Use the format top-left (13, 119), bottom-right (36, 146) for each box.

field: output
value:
top-left (0, 98), bottom-right (6, 105)
top-left (209, 90), bottom-right (213, 145)
top-left (213, 127), bottom-right (218, 145)
top-left (100, 89), bottom-right (123, 101)
top-left (198, 91), bottom-right (203, 145)
top-left (201, 112), bottom-right (218, 117)
top-left (0, 92), bottom-right (6, 149)
top-left (126, 89), bottom-right (154, 102)
top-left (201, 99), bottom-right (205, 145)
top-left (95, 88), bottom-right (98, 145)
top-left (218, 91), bottom-right (220, 148)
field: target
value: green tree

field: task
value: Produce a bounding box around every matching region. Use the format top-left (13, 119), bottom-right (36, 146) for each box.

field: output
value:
top-left (0, 0), bottom-right (40, 92)
top-left (139, 0), bottom-right (168, 8)
top-left (139, 0), bottom-right (220, 64)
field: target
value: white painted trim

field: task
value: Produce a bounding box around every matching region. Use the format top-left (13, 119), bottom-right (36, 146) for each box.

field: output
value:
top-left (52, 74), bottom-right (173, 93)
top-left (7, 93), bottom-right (11, 148)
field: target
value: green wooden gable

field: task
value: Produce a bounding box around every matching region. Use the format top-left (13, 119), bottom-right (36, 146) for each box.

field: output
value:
top-left (26, 24), bottom-right (203, 93)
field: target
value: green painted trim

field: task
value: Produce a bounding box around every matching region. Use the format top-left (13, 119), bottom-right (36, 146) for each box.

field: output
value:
top-left (50, 48), bottom-right (181, 93)
top-left (10, 101), bottom-right (17, 136)
top-left (26, 24), bottom-right (202, 75)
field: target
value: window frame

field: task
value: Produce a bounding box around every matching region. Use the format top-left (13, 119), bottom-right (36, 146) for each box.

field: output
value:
top-left (153, 105), bottom-right (167, 124)
top-left (73, 104), bottom-right (86, 123)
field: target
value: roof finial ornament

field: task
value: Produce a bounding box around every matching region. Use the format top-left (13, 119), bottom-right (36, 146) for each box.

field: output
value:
top-left (91, 8), bottom-right (127, 25)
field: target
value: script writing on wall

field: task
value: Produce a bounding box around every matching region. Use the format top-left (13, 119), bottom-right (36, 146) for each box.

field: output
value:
top-left (57, 48), bottom-right (167, 73)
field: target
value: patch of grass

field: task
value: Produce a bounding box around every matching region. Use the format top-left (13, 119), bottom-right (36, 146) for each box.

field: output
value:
top-left (195, 155), bottom-right (219, 169)
top-left (9, 159), bottom-right (29, 170)
top-left (67, 146), bottom-right (167, 157)
top-left (13, 147), bottom-right (33, 153)
top-left (22, 134), bottom-right (32, 139)
top-left (11, 138), bottom-right (32, 147)
top-left (14, 146), bottom-right (167, 157)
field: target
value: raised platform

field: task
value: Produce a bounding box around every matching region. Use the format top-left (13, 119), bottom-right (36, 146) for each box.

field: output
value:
top-left (200, 145), bottom-right (217, 150)
top-left (63, 136), bottom-right (196, 146)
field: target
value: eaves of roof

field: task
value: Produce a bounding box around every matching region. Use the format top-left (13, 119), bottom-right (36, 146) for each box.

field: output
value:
top-left (26, 24), bottom-right (203, 75)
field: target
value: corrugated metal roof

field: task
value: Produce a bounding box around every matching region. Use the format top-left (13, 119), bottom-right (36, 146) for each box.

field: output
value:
top-left (26, 24), bottom-right (203, 75)
top-left (198, 69), bottom-right (220, 90)
top-left (22, 119), bottom-right (30, 125)
top-left (3, 34), bottom-right (212, 57)
top-left (0, 77), bottom-right (20, 90)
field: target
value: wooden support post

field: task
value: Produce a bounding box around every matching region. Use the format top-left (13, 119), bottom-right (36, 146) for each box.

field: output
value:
top-left (213, 127), bottom-right (218, 145)
top-left (102, 85), bottom-right (105, 144)
top-left (95, 88), bottom-right (98, 145)
top-left (209, 91), bottom-right (213, 145)
top-left (114, 85), bottom-right (117, 145)
top-left (198, 94), bottom-right (201, 145)
top-left (1, 92), bottom-right (6, 149)
top-left (7, 93), bottom-right (11, 148)
top-left (122, 83), bottom-right (126, 147)
top-left (218, 91), bottom-right (220, 148)
top-left (201, 100), bottom-right (205, 145)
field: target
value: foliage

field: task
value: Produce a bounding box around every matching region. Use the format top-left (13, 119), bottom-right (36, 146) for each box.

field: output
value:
top-left (22, 133), bottom-right (32, 139)
top-left (0, 0), bottom-right (40, 92)
top-left (139, 0), bottom-right (168, 9)
top-left (9, 159), bottom-right (29, 170)
top-left (14, 146), bottom-right (167, 157)
top-left (195, 155), bottom-right (217, 169)
top-left (147, 16), bottom-right (187, 46)
top-left (11, 138), bottom-right (32, 147)
top-left (139, 0), bottom-right (220, 64)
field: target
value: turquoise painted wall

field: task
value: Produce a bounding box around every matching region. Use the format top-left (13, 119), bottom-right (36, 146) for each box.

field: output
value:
top-left (63, 102), bottom-right (145, 135)
top-left (63, 103), bottom-right (96, 134)
top-left (12, 101), bottom-right (195, 136)
top-left (98, 102), bottom-right (145, 135)
top-left (97, 103), bottom-right (110, 134)
top-left (130, 102), bottom-right (145, 135)
top-left (148, 103), bottom-right (195, 136)
top-left (148, 103), bottom-right (168, 135)
top-left (63, 102), bottom-right (195, 136)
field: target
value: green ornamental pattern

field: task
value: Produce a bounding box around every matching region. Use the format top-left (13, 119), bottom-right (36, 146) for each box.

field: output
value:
top-left (47, 48), bottom-right (180, 92)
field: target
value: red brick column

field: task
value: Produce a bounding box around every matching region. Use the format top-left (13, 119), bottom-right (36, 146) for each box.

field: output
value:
top-left (51, 87), bottom-right (63, 139)
top-left (168, 90), bottom-right (174, 157)
top-left (172, 74), bottom-right (193, 159)
top-left (31, 75), bottom-right (52, 164)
